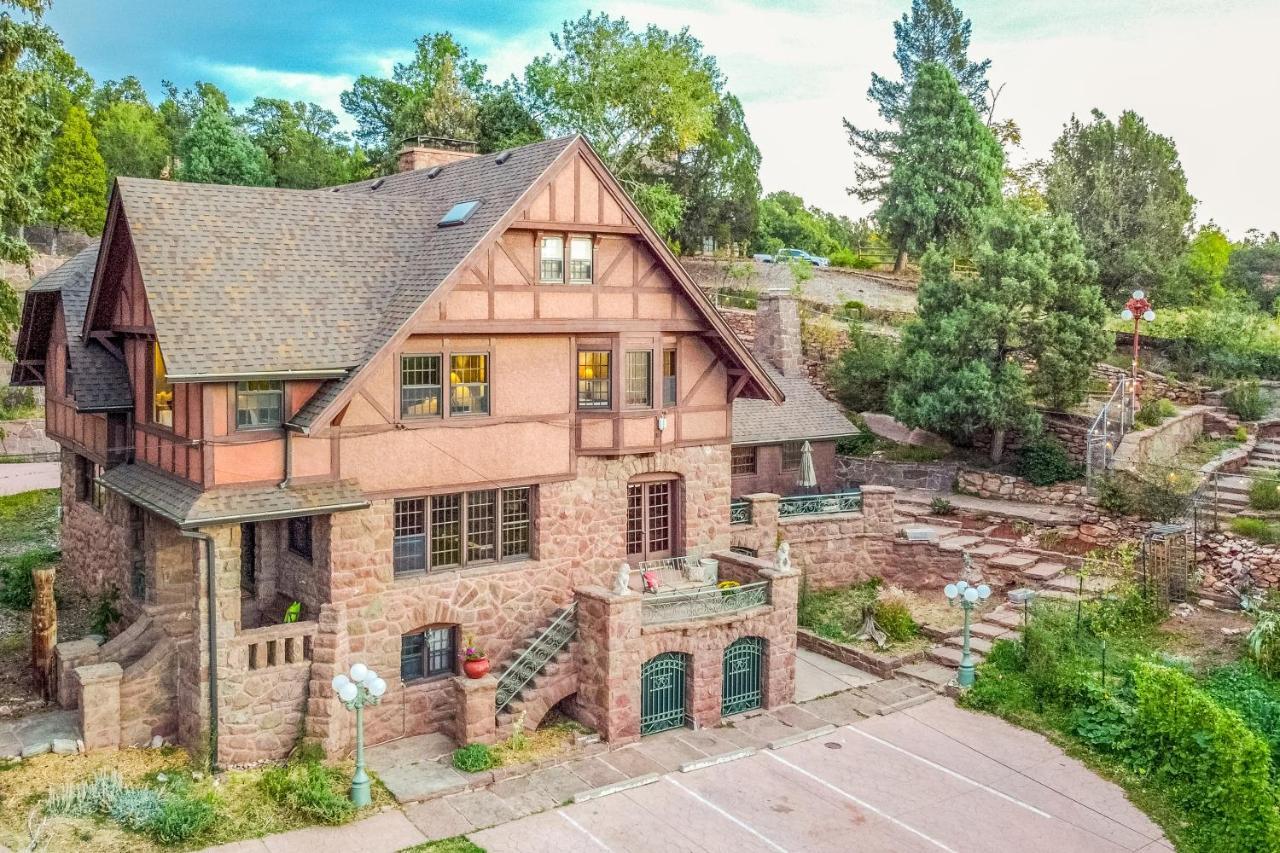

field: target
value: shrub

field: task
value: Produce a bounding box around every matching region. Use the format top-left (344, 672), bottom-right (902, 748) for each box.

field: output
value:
top-left (145, 790), bottom-right (217, 844)
top-left (929, 497), bottom-right (954, 515)
top-left (829, 249), bottom-right (876, 269)
top-left (90, 586), bottom-right (122, 635)
top-left (44, 770), bottom-right (126, 818)
top-left (1131, 470), bottom-right (1194, 522)
top-left (1224, 379), bottom-right (1269, 421)
top-left (1235, 425), bottom-right (1250, 442)
top-left (261, 754), bottom-right (356, 825)
top-left (725, 261), bottom-right (754, 281)
top-left (0, 386), bottom-right (35, 418)
top-left (1135, 397), bottom-right (1176, 427)
top-left (1230, 516), bottom-right (1280, 545)
top-left (1245, 606), bottom-right (1280, 677)
top-left (835, 299), bottom-right (866, 321)
top-left (786, 259), bottom-right (813, 284)
top-left (1248, 476), bottom-right (1280, 511)
top-left (1129, 661), bottom-right (1280, 851)
top-left (835, 430), bottom-right (876, 456)
top-left (874, 598), bottom-right (918, 643)
top-left (452, 743), bottom-right (499, 773)
top-left (1095, 475), bottom-right (1135, 516)
top-left (827, 327), bottom-right (898, 414)
top-left (1015, 436), bottom-right (1082, 486)
top-left (0, 545), bottom-right (58, 609)
top-left (1203, 663), bottom-right (1280, 781)
top-left (108, 787), bottom-right (163, 832)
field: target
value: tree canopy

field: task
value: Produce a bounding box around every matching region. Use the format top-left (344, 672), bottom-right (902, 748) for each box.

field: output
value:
top-left (175, 104), bottom-right (272, 186)
top-left (844, 0), bottom-right (991, 202)
top-left (244, 98), bottom-right (368, 188)
top-left (890, 201), bottom-right (1109, 461)
top-left (93, 99), bottom-right (168, 181)
top-left (1224, 235), bottom-right (1280, 312)
top-left (876, 62), bottom-right (1003, 259)
top-left (40, 103), bottom-right (106, 235)
top-left (1044, 109), bottom-right (1195, 304)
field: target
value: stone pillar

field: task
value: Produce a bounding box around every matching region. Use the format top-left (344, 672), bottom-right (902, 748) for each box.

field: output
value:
top-left (688, 648), bottom-right (723, 729)
top-left (53, 638), bottom-right (100, 708)
top-left (453, 674), bottom-right (498, 745)
top-left (859, 485), bottom-right (896, 538)
top-left (76, 662), bottom-right (123, 751)
top-left (762, 566), bottom-right (799, 709)
top-left (307, 603), bottom-right (352, 756)
top-left (739, 493), bottom-right (780, 562)
top-left (754, 289), bottom-right (802, 376)
top-left (573, 586), bottom-right (642, 744)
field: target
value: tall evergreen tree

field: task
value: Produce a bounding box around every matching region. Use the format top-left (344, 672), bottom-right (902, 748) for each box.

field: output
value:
top-left (876, 63), bottom-right (1002, 264)
top-left (176, 105), bottom-right (272, 186)
top-left (40, 104), bottom-right (106, 238)
top-left (890, 201), bottom-right (1108, 462)
top-left (1044, 109), bottom-right (1194, 303)
top-left (844, 0), bottom-right (991, 203)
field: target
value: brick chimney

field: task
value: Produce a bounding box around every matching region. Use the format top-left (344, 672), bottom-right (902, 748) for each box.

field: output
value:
top-left (396, 136), bottom-right (479, 173)
top-left (754, 288), bottom-right (802, 377)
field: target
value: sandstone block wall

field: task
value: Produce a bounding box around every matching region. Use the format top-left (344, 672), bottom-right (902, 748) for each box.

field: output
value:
top-left (955, 468), bottom-right (1091, 507)
top-left (1112, 407), bottom-right (1208, 473)
top-left (837, 456), bottom-right (959, 491)
top-left (58, 449), bottom-right (130, 608)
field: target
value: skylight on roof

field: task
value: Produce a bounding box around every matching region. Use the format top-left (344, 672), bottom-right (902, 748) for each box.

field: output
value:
top-left (439, 200), bottom-right (481, 227)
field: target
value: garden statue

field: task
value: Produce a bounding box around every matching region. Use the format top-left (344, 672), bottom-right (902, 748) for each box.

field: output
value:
top-left (776, 541), bottom-right (792, 573)
top-left (614, 562), bottom-right (631, 595)
top-left (961, 552), bottom-right (981, 584)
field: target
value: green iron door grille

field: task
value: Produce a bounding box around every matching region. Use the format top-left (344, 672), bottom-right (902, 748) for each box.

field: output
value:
top-left (641, 652), bottom-right (689, 735)
top-left (721, 637), bottom-right (763, 716)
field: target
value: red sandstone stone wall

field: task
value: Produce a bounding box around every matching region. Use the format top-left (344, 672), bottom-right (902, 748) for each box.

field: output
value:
top-left (58, 450), bottom-right (130, 608)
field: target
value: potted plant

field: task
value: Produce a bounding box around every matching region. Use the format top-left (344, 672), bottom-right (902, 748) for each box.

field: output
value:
top-left (462, 637), bottom-right (489, 679)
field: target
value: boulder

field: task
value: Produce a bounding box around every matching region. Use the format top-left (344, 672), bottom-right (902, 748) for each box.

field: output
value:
top-left (860, 412), bottom-right (952, 451)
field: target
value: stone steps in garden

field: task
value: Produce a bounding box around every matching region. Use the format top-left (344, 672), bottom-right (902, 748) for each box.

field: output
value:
top-left (967, 542), bottom-right (1012, 559)
top-left (897, 661), bottom-right (957, 689)
top-left (985, 609), bottom-right (1025, 630)
top-left (937, 535), bottom-right (984, 552)
top-left (927, 644), bottom-right (984, 668)
top-left (1021, 561), bottom-right (1067, 582)
top-left (944, 634), bottom-right (994, 655)
top-left (986, 551), bottom-right (1041, 570)
top-left (1044, 574), bottom-right (1119, 595)
top-left (971, 621), bottom-right (1013, 641)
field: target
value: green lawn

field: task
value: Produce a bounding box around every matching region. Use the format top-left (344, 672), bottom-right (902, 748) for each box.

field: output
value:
top-left (399, 839), bottom-right (485, 853)
top-left (0, 489), bottom-right (59, 558)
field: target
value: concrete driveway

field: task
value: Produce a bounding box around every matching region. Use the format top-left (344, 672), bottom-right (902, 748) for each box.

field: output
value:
top-left (468, 698), bottom-right (1170, 853)
top-left (0, 462), bottom-right (58, 496)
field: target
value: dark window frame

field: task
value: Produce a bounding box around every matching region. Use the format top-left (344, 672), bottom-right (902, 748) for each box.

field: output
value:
top-left (781, 441), bottom-right (804, 472)
top-left (235, 380), bottom-right (284, 430)
top-left (150, 341), bottom-right (174, 429)
top-left (78, 455), bottom-right (106, 511)
top-left (287, 516), bottom-right (313, 562)
top-left (662, 348), bottom-right (677, 407)
top-left (393, 486), bottom-right (533, 576)
top-left (577, 350), bottom-right (612, 410)
top-left (400, 625), bottom-right (458, 682)
top-left (731, 446), bottom-right (757, 476)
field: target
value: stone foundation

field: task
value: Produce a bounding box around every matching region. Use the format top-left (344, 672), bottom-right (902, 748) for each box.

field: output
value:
top-left (837, 456), bottom-right (959, 492)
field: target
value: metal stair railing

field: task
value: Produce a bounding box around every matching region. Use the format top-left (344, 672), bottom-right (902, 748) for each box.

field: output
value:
top-left (495, 603), bottom-right (577, 715)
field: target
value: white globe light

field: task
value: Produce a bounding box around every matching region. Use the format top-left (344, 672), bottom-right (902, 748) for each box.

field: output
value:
top-left (977, 584), bottom-right (991, 600)
top-left (1143, 309), bottom-right (1155, 322)
top-left (1133, 289), bottom-right (1145, 300)
top-left (964, 587), bottom-right (980, 603)
top-left (1120, 308), bottom-right (1134, 321)
top-left (369, 677), bottom-right (387, 698)
top-left (349, 663), bottom-right (368, 684)
top-left (338, 682), bottom-right (358, 703)
top-left (956, 580), bottom-right (969, 592)
top-left (944, 583), bottom-right (958, 600)
top-left (362, 668), bottom-right (378, 685)
top-left (331, 674), bottom-right (350, 693)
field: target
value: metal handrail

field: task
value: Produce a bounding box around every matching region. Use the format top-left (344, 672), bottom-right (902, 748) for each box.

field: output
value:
top-left (641, 581), bottom-right (770, 624)
top-left (730, 500), bottom-right (752, 525)
top-left (777, 490), bottom-right (863, 518)
top-left (495, 603), bottom-right (577, 714)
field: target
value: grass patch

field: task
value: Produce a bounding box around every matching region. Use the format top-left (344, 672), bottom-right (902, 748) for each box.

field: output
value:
top-left (1249, 476), bottom-right (1280, 511)
top-left (1231, 516), bottom-right (1280, 544)
top-left (798, 579), bottom-right (923, 649)
top-left (1173, 434), bottom-right (1242, 469)
top-left (0, 490), bottom-right (59, 557)
top-left (400, 838), bottom-right (486, 853)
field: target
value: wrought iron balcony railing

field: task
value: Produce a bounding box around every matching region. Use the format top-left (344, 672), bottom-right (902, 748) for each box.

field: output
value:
top-left (777, 490), bottom-right (862, 519)
top-left (641, 581), bottom-right (770, 625)
top-left (729, 499), bottom-right (752, 525)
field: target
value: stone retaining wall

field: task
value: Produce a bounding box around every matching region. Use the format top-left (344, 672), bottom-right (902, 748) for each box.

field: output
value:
top-left (836, 456), bottom-right (959, 491)
top-left (1112, 406), bottom-right (1209, 473)
top-left (0, 418), bottom-right (57, 458)
top-left (1096, 359), bottom-right (1206, 406)
top-left (955, 468), bottom-right (1091, 507)
top-left (796, 628), bottom-right (923, 678)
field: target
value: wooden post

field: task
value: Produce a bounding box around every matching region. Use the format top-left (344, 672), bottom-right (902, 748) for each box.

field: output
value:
top-left (31, 566), bottom-right (57, 700)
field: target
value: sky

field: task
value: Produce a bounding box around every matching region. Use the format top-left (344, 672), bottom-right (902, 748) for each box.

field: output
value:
top-left (45, 0), bottom-right (1280, 238)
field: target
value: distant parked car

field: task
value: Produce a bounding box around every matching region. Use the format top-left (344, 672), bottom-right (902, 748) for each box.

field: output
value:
top-left (758, 247), bottom-right (830, 267)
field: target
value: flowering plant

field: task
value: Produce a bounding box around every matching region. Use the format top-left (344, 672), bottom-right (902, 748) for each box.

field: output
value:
top-left (463, 636), bottom-right (487, 662)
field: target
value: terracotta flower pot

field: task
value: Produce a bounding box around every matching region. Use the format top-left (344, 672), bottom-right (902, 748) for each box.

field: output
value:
top-left (463, 658), bottom-right (490, 679)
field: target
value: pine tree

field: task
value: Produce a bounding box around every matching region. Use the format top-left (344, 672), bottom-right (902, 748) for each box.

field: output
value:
top-left (41, 104), bottom-right (107, 242)
top-left (176, 105), bottom-right (272, 187)
top-left (890, 201), bottom-right (1109, 462)
top-left (876, 63), bottom-right (1002, 262)
top-left (844, 0), bottom-right (991, 203)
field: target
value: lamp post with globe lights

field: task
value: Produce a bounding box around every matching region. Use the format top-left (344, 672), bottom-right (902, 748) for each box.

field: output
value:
top-left (1120, 290), bottom-right (1156, 408)
top-left (944, 579), bottom-right (992, 688)
top-left (331, 662), bottom-right (387, 807)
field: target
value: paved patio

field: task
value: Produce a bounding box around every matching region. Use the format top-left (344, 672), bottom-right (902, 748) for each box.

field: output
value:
top-left (0, 461), bottom-right (58, 496)
top-left (0, 709), bottom-right (80, 758)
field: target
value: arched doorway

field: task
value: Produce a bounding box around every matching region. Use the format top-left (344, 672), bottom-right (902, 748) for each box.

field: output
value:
top-left (640, 652), bottom-right (688, 735)
top-left (721, 637), bottom-right (764, 716)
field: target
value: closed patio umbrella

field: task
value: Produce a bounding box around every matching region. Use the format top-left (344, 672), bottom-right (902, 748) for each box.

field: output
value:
top-left (797, 440), bottom-right (818, 492)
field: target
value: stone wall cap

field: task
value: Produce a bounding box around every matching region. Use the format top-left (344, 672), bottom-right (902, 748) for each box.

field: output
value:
top-left (75, 661), bottom-right (123, 682)
top-left (859, 485), bottom-right (897, 495)
top-left (575, 585), bottom-right (634, 603)
top-left (56, 638), bottom-right (102, 656)
top-left (711, 550), bottom-right (775, 573)
top-left (453, 674), bottom-right (498, 692)
top-left (742, 492), bottom-right (781, 502)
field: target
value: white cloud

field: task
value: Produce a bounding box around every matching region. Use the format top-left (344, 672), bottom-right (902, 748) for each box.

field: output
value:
top-left (199, 62), bottom-right (353, 123)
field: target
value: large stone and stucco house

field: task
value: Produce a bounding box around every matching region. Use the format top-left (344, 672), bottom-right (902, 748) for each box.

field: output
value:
top-left (10, 135), bottom-right (804, 764)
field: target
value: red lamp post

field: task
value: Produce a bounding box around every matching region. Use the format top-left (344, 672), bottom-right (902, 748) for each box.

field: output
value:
top-left (1120, 289), bottom-right (1155, 408)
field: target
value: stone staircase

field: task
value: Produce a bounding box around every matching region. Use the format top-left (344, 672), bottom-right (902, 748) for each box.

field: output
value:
top-left (494, 605), bottom-right (579, 737)
top-left (1204, 440), bottom-right (1280, 519)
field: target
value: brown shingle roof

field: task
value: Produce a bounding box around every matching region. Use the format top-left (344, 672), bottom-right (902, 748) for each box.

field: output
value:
top-left (732, 366), bottom-right (855, 446)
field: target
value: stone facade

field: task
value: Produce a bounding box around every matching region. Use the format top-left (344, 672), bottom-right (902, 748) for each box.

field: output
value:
top-left (774, 485), bottom-right (895, 590)
top-left (837, 456), bottom-right (959, 492)
top-left (0, 418), bottom-right (57, 459)
top-left (58, 449), bottom-right (131, 609)
top-left (1112, 406), bottom-right (1209, 473)
top-left (754, 290), bottom-right (803, 377)
top-left (955, 468), bottom-right (1092, 507)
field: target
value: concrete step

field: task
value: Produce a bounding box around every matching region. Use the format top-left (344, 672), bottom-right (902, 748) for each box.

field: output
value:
top-left (945, 634), bottom-right (994, 655)
top-left (1022, 562), bottom-right (1066, 582)
top-left (897, 661), bottom-right (956, 689)
top-left (1045, 574), bottom-right (1120, 594)
top-left (986, 609), bottom-right (1025, 630)
top-left (971, 621), bottom-right (1013, 641)
top-left (987, 551), bottom-right (1041, 570)
top-left (927, 645), bottom-right (984, 668)
top-left (937, 535), bottom-right (983, 553)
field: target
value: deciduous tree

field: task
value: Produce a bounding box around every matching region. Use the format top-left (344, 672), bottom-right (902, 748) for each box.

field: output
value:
top-left (40, 104), bottom-right (106, 238)
top-left (890, 201), bottom-right (1109, 462)
top-left (1165, 224), bottom-right (1231, 307)
top-left (93, 100), bottom-right (168, 181)
top-left (1044, 109), bottom-right (1194, 303)
top-left (1224, 235), bottom-right (1280, 312)
top-left (245, 98), bottom-right (367, 188)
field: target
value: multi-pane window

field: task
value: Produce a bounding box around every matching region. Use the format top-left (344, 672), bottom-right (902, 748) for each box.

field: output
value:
top-left (625, 351), bottom-right (652, 408)
top-left (627, 479), bottom-right (675, 561)
top-left (578, 351), bottom-right (611, 409)
top-left (236, 380), bottom-right (283, 429)
top-left (449, 354), bottom-right (488, 415)
top-left (781, 441), bottom-right (804, 471)
top-left (151, 342), bottom-right (173, 427)
top-left (569, 237), bottom-right (593, 283)
top-left (394, 488), bottom-right (533, 575)
top-left (401, 626), bottom-right (456, 681)
top-left (288, 516), bottom-right (312, 562)
top-left (731, 446), bottom-right (757, 476)
top-left (540, 236), bottom-right (564, 282)
top-left (662, 349), bottom-right (677, 407)
top-left (78, 456), bottom-right (105, 511)
top-left (400, 355), bottom-right (442, 417)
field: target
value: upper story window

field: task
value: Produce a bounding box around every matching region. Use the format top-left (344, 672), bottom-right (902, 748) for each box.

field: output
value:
top-left (64, 345), bottom-right (73, 398)
top-left (662, 348), bottom-right (677, 407)
top-left (625, 351), bottom-right (652, 408)
top-left (236, 380), bottom-right (283, 430)
top-left (77, 455), bottom-right (106, 511)
top-left (577, 351), bottom-right (611, 410)
top-left (401, 355), bottom-right (442, 418)
top-left (393, 486), bottom-right (532, 576)
top-left (449, 354), bottom-right (489, 416)
top-left (781, 441), bottom-right (804, 472)
top-left (151, 342), bottom-right (173, 428)
top-left (540, 236), bottom-right (564, 282)
top-left (569, 237), bottom-right (593, 283)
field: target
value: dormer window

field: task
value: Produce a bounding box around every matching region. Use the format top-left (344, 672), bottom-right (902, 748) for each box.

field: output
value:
top-left (236, 380), bottom-right (284, 429)
top-left (151, 342), bottom-right (173, 428)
